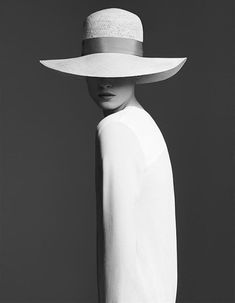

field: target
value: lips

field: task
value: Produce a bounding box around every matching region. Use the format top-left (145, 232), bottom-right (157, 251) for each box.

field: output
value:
top-left (98, 92), bottom-right (115, 97)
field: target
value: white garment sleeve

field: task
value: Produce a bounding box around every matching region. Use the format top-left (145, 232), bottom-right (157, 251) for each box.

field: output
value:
top-left (98, 120), bottom-right (146, 301)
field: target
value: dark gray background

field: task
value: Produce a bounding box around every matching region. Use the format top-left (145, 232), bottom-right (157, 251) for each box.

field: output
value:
top-left (0, 0), bottom-right (233, 302)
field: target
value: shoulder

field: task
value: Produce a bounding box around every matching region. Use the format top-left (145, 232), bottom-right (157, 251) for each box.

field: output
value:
top-left (97, 119), bottom-right (146, 165)
top-left (96, 107), bottom-right (167, 166)
top-left (97, 119), bottom-right (140, 147)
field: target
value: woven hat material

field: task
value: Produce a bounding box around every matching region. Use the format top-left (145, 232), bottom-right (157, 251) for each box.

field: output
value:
top-left (82, 8), bottom-right (143, 41)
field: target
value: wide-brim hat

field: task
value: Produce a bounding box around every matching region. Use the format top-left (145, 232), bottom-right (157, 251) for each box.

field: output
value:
top-left (39, 8), bottom-right (187, 84)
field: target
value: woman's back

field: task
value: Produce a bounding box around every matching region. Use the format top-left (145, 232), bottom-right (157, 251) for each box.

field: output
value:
top-left (95, 105), bottom-right (178, 303)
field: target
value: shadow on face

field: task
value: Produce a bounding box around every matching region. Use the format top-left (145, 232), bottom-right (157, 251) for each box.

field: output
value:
top-left (86, 76), bottom-right (137, 111)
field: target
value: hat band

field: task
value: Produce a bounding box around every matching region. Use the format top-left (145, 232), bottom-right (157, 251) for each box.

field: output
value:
top-left (81, 37), bottom-right (143, 57)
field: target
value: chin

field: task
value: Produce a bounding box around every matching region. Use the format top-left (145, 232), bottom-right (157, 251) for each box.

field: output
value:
top-left (98, 101), bottom-right (120, 110)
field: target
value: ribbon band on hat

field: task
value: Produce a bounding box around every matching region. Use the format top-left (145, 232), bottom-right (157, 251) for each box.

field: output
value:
top-left (81, 37), bottom-right (143, 56)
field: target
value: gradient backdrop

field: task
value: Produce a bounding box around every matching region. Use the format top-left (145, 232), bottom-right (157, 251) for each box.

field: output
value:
top-left (0, 1), bottom-right (233, 302)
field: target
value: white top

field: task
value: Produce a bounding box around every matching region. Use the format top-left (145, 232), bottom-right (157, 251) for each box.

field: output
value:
top-left (95, 105), bottom-right (178, 303)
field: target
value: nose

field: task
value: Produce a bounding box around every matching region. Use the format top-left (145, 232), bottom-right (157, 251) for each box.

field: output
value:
top-left (98, 79), bottom-right (112, 89)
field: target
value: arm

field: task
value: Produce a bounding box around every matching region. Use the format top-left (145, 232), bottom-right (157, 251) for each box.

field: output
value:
top-left (98, 121), bottom-right (146, 301)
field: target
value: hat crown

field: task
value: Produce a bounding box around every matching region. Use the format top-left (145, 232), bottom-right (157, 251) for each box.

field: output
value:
top-left (82, 8), bottom-right (143, 42)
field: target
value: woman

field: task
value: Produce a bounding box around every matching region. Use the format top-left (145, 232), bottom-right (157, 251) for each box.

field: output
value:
top-left (40, 7), bottom-right (187, 303)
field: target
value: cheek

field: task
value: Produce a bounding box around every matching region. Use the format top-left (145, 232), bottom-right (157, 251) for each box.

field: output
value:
top-left (118, 87), bottom-right (132, 98)
top-left (111, 88), bottom-right (132, 105)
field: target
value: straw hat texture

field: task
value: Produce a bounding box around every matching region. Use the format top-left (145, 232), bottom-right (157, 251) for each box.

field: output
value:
top-left (40, 8), bottom-right (187, 84)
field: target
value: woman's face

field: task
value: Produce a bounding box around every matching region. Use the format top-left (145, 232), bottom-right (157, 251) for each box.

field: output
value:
top-left (86, 77), bottom-right (136, 111)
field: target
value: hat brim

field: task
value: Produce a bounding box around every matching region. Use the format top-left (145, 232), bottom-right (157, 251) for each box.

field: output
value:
top-left (39, 53), bottom-right (187, 84)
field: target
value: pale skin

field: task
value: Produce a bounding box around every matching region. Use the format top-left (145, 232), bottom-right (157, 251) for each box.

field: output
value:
top-left (86, 76), bottom-right (144, 117)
